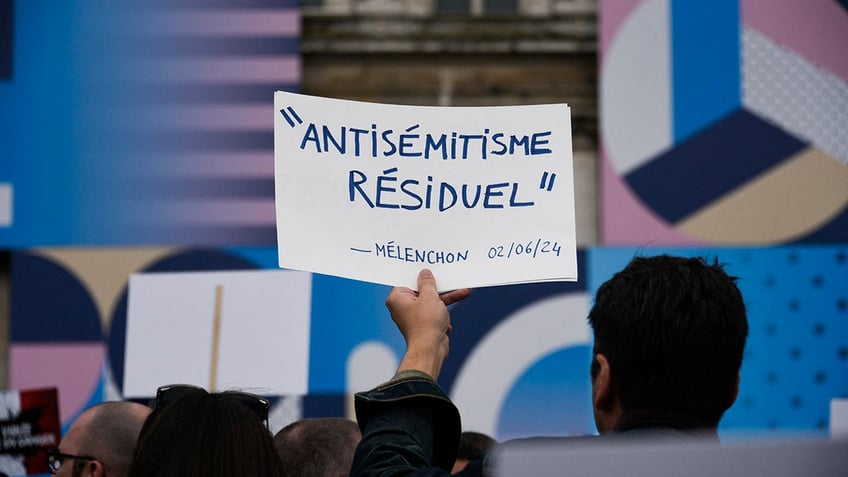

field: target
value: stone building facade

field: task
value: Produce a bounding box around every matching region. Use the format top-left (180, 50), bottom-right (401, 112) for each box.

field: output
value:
top-left (300, 0), bottom-right (599, 244)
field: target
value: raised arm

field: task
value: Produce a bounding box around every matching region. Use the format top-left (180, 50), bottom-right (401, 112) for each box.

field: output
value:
top-left (350, 269), bottom-right (474, 477)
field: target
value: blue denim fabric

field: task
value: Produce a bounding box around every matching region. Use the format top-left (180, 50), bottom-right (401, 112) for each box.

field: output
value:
top-left (350, 374), bottom-right (465, 477)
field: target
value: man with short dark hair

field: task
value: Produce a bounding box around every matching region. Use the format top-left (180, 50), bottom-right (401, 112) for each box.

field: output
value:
top-left (50, 401), bottom-right (151, 477)
top-left (274, 417), bottom-right (361, 477)
top-left (588, 255), bottom-right (748, 436)
top-left (350, 255), bottom-right (749, 476)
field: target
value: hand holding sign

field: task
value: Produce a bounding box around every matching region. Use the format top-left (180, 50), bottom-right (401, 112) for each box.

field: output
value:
top-left (389, 269), bottom-right (472, 380)
top-left (274, 92), bottom-right (578, 290)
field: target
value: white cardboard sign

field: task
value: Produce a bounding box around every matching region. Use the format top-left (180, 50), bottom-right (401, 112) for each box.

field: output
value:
top-left (123, 269), bottom-right (311, 398)
top-left (274, 92), bottom-right (577, 291)
top-left (832, 398), bottom-right (848, 438)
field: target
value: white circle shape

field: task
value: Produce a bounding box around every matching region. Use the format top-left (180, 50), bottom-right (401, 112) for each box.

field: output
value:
top-left (601, 0), bottom-right (672, 175)
top-left (450, 293), bottom-right (591, 437)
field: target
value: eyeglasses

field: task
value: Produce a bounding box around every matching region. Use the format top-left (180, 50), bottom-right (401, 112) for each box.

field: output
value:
top-left (45, 449), bottom-right (97, 474)
top-left (154, 384), bottom-right (271, 428)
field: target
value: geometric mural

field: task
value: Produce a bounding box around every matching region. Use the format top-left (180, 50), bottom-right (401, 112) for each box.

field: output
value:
top-left (601, 0), bottom-right (848, 245)
top-left (9, 248), bottom-right (593, 442)
top-left (9, 246), bottom-right (848, 442)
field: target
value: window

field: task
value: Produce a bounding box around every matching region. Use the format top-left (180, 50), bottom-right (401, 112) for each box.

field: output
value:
top-left (436, 0), bottom-right (518, 15)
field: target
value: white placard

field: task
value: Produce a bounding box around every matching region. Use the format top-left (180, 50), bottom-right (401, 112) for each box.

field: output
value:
top-left (123, 269), bottom-right (311, 398)
top-left (274, 92), bottom-right (577, 291)
top-left (832, 398), bottom-right (848, 438)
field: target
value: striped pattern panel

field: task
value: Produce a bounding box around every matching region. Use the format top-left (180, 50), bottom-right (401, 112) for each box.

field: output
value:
top-left (104, 0), bottom-right (300, 245)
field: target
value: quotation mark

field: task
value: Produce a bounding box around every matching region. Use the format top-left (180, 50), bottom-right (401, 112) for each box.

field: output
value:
top-left (539, 171), bottom-right (557, 191)
top-left (279, 106), bottom-right (302, 128)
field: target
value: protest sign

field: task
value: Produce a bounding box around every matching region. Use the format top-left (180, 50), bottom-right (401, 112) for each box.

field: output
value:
top-left (124, 270), bottom-right (311, 398)
top-left (0, 388), bottom-right (60, 476)
top-left (274, 92), bottom-right (577, 291)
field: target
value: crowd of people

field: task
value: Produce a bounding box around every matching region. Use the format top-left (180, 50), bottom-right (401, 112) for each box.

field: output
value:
top-left (46, 254), bottom-right (749, 477)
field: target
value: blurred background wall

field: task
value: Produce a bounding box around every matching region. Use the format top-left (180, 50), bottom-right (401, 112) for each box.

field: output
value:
top-left (1, 0), bottom-right (846, 442)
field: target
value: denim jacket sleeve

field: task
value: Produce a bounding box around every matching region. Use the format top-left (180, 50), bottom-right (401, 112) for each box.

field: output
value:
top-left (350, 371), bottom-right (464, 477)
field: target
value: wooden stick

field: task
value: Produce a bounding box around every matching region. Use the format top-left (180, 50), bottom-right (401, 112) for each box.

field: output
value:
top-left (209, 285), bottom-right (223, 392)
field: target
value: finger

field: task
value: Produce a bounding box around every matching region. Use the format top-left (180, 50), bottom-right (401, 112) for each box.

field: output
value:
top-left (439, 288), bottom-right (471, 306)
top-left (416, 269), bottom-right (439, 298)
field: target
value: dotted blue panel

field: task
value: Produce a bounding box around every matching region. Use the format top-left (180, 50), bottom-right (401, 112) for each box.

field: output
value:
top-left (723, 247), bottom-right (848, 434)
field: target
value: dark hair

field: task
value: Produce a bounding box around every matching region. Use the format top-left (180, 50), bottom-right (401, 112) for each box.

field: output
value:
top-left (128, 390), bottom-right (285, 477)
top-left (588, 255), bottom-right (748, 426)
top-left (274, 417), bottom-right (361, 477)
top-left (456, 431), bottom-right (496, 461)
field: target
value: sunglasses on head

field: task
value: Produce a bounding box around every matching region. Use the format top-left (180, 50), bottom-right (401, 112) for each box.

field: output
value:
top-left (154, 384), bottom-right (271, 428)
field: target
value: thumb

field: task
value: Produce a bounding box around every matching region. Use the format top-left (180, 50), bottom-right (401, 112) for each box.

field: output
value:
top-left (417, 269), bottom-right (438, 297)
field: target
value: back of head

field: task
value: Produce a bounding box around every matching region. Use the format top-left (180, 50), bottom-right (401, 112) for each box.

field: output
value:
top-left (70, 401), bottom-right (151, 477)
top-left (129, 390), bottom-right (284, 477)
top-left (588, 255), bottom-right (748, 426)
top-left (274, 417), bottom-right (362, 477)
